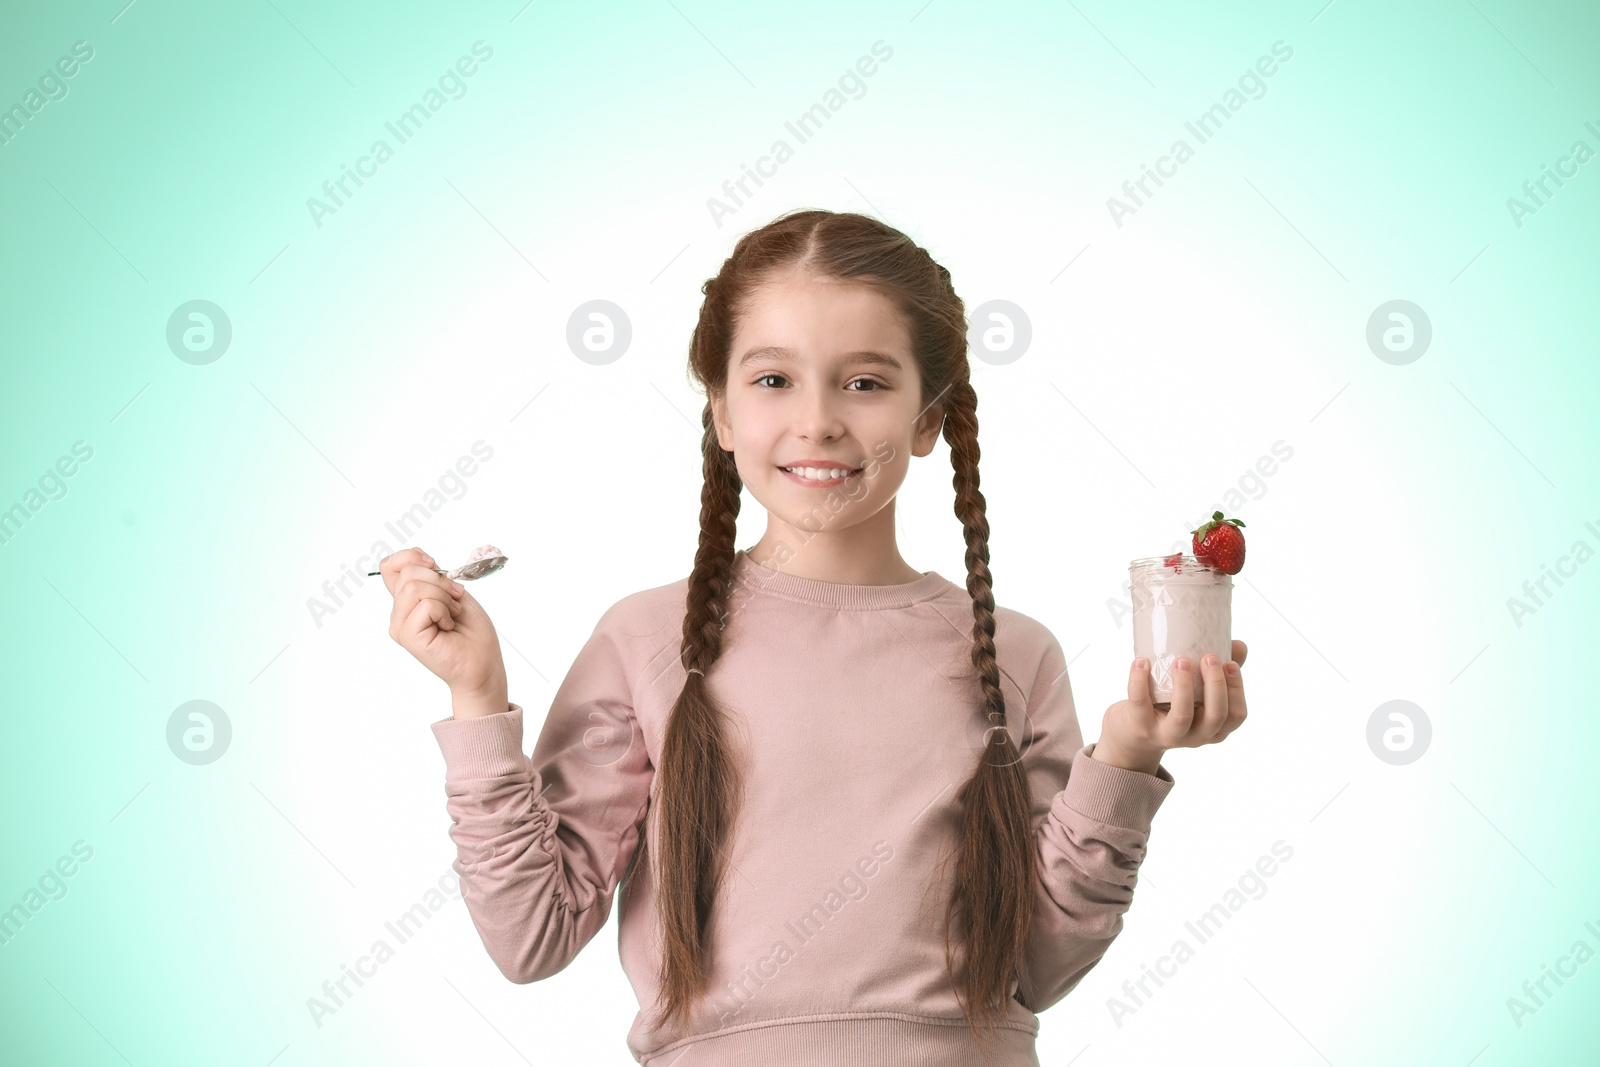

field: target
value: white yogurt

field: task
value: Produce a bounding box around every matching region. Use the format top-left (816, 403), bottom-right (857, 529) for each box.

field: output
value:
top-left (1130, 554), bottom-right (1232, 706)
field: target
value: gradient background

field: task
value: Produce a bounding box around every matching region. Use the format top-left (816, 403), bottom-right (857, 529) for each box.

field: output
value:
top-left (2, 0), bottom-right (1596, 1063)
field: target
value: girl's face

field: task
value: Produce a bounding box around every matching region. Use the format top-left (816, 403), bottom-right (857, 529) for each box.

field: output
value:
top-left (710, 268), bottom-right (945, 547)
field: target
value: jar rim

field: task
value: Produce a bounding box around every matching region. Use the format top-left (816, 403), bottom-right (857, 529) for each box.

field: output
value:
top-left (1129, 553), bottom-right (1229, 574)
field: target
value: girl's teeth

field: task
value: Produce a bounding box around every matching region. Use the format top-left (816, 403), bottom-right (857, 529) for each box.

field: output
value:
top-left (784, 467), bottom-right (853, 480)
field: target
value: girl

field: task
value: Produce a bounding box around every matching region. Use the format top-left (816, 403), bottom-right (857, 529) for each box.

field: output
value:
top-left (380, 210), bottom-right (1250, 1066)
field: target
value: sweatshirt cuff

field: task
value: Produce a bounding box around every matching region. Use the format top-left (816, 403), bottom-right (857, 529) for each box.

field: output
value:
top-left (430, 702), bottom-right (528, 778)
top-left (1062, 742), bottom-right (1177, 831)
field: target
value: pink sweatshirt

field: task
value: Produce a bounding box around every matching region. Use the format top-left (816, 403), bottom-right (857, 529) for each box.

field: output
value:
top-left (431, 548), bottom-right (1175, 1065)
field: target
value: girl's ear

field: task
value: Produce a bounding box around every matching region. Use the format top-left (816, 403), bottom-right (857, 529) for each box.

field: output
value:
top-left (911, 404), bottom-right (944, 457)
top-left (710, 390), bottom-right (734, 451)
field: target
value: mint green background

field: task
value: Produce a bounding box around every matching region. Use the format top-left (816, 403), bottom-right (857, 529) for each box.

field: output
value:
top-left (2, 1), bottom-right (1596, 1063)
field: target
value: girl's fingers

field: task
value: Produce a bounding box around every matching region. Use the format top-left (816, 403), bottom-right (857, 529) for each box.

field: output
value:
top-left (402, 594), bottom-right (452, 637)
top-left (379, 548), bottom-right (436, 594)
top-left (391, 575), bottom-right (462, 638)
top-left (1218, 661), bottom-right (1249, 739)
top-left (400, 563), bottom-right (458, 597)
top-left (1198, 655), bottom-right (1230, 740)
top-left (396, 567), bottom-right (461, 625)
top-left (1128, 658), bottom-right (1154, 711)
top-left (1162, 657), bottom-right (1196, 743)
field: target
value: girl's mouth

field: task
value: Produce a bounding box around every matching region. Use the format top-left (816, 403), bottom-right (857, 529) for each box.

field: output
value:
top-left (778, 466), bottom-right (863, 487)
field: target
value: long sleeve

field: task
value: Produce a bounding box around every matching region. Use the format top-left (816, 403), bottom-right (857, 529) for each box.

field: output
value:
top-left (1013, 632), bottom-right (1175, 1014)
top-left (429, 602), bottom-right (654, 985)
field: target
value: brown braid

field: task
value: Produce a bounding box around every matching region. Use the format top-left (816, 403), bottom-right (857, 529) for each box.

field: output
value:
top-left (647, 400), bottom-right (747, 1032)
top-left (940, 376), bottom-right (1040, 1056)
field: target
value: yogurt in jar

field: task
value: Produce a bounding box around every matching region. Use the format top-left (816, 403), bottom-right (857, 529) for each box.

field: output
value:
top-left (1130, 554), bottom-right (1232, 706)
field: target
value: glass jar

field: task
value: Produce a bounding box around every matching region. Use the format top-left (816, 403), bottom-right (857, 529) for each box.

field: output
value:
top-left (1129, 554), bottom-right (1233, 707)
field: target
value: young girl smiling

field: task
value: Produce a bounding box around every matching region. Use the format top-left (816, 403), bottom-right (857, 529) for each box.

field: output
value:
top-left (381, 209), bottom-right (1250, 1065)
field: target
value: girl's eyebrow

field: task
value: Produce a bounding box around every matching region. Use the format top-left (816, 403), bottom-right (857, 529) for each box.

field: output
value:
top-left (738, 345), bottom-right (904, 371)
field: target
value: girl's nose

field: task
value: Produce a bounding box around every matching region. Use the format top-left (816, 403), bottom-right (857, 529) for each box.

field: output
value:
top-left (797, 396), bottom-right (847, 441)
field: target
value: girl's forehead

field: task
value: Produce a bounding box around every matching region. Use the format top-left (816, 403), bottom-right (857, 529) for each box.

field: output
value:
top-left (732, 276), bottom-right (911, 356)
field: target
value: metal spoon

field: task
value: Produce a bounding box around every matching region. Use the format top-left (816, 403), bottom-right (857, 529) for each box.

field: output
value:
top-left (367, 549), bottom-right (508, 580)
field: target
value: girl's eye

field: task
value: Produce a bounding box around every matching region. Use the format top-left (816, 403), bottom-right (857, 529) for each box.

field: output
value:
top-left (753, 374), bottom-right (885, 391)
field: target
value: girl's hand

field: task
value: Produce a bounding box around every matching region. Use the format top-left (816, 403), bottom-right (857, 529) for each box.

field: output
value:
top-left (1094, 640), bottom-right (1250, 774)
top-left (379, 547), bottom-right (508, 705)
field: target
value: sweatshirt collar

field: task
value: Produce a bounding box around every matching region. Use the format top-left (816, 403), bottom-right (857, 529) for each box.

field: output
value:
top-left (732, 549), bottom-right (954, 610)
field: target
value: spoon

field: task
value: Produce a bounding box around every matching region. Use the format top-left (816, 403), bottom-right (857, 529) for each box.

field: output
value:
top-left (367, 546), bottom-right (508, 581)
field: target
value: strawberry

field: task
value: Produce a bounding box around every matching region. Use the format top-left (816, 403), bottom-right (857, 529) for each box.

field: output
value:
top-left (1190, 510), bottom-right (1246, 574)
top-left (1162, 552), bottom-right (1184, 570)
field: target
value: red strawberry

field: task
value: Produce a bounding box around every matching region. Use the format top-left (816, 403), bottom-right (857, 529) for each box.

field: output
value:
top-left (1162, 552), bottom-right (1184, 570)
top-left (1191, 510), bottom-right (1246, 574)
